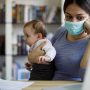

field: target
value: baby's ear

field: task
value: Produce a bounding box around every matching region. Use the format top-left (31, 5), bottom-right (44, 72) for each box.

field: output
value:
top-left (37, 33), bottom-right (43, 39)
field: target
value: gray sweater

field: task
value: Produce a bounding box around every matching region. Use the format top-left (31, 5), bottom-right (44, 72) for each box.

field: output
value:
top-left (51, 26), bottom-right (89, 81)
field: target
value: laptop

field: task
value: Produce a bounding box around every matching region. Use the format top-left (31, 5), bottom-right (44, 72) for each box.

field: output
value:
top-left (43, 60), bottom-right (90, 90)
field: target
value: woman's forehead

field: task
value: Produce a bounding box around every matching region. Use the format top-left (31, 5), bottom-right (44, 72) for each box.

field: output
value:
top-left (65, 3), bottom-right (89, 16)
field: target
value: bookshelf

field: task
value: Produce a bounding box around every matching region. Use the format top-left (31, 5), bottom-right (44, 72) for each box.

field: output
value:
top-left (12, 4), bottom-right (61, 24)
top-left (0, 0), bottom-right (5, 79)
top-left (5, 0), bottom-right (65, 80)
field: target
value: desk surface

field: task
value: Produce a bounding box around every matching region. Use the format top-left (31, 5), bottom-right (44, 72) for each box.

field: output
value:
top-left (23, 81), bottom-right (81, 90)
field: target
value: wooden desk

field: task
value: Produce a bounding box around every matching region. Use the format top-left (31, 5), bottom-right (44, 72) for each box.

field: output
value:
top-left (22, 81), bottom-right (81, 90)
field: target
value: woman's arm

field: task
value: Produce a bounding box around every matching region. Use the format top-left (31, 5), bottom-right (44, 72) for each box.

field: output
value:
top-left (79, 20), bottom-right (90, 81)
top-left (80, 41), bottom-right (90, 68)
top-left (80, 19), bottom-right (90, 68)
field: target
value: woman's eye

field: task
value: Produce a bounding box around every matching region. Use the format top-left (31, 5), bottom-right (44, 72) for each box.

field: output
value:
top-left (76, 16), bottom-right (84, 21)
top-left (65, 15), bottom-right (72, 20)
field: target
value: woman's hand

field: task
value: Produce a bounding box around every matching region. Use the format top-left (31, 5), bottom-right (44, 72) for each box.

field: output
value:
top-left (84, 19), bottom-right (90, 34)
top-left (28, 42), bottom-right (49, 64)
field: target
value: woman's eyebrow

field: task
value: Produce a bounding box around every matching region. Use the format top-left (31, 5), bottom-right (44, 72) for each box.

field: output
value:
top-left (65, 12), bottom-right (71, 15)
top-left (65, 12), bottom-right (84, 16)
top-left (65, 12), bottom-right (85, 16)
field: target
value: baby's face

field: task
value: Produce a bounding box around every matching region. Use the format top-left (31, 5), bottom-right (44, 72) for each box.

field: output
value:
top-left (23, 26), bottom-right (38, 47)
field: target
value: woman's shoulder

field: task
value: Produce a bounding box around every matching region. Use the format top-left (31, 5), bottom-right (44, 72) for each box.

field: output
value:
top-left (51, 26), bottom-right (67, 44)
top-left (55, 26), bottom-right (66, 34)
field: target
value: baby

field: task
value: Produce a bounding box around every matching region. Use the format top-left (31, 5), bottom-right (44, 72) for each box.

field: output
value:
top-left (23, 20), bottom-right (56, 80)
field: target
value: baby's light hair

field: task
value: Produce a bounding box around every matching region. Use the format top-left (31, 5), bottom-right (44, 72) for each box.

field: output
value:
top-left (24, 20), bottom-right (47, 37)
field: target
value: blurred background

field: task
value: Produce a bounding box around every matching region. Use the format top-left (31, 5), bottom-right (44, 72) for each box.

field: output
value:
top-left (0, 0), bottom-right (65, 80)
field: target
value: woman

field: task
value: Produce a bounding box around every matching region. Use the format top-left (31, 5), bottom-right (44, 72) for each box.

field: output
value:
top-left (27, 0), bottom-right (90, 81)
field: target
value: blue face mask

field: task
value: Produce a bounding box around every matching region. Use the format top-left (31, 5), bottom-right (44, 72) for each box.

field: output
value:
top-left (65, 20), bottom-right (85, 36)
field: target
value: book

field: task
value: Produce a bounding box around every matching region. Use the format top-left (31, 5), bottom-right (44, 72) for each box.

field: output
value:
top-left (46, 6), bottom-right (61, 23)
top-left (0, 4), bottom-right (5, 23)
top-left (18, 68), bottom-right (30, 80)
top-left (0, 35), bottom-right (5, 55)
top-left (12, 4), bottom-right (24, 23)
top-left (25, 5), bottom-right (48, 23)
top-left (17, 35), bottom-right (28, 55)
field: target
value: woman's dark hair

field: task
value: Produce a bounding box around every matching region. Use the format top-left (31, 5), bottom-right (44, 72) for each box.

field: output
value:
top-left (63, 0), bottom-right (90, 15)
top-left (24, 20), bottom-right (47, 37)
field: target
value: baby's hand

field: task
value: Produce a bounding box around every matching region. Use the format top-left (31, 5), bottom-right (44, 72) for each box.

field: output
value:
top-left (38, 56), bottom-right (50, 64)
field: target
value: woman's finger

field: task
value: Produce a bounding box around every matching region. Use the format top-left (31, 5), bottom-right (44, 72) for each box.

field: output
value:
top-left (84, 19), bottom-right (90, 34)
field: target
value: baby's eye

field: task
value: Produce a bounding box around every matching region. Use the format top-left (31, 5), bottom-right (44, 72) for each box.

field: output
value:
top-left (27, 35), bottom-right (29, 37)
top-left (24, 34), bottom-right (30, 39)
top-left (26, 34), bottom-right (31, 38)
